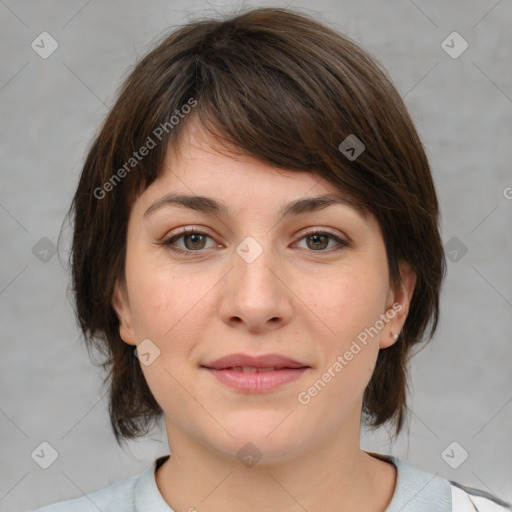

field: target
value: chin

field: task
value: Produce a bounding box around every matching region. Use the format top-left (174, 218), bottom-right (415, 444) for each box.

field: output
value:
top-left (214, 437), bottom-right (304, 467)
top-left (205, 415), bottom-right (312, 465)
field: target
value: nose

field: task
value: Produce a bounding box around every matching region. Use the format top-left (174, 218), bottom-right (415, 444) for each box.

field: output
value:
top-left (218, 239), bottom-right (294, 333)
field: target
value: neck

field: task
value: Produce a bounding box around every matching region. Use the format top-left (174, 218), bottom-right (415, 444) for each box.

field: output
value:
top-left (155, 425), bottom-right (397, 512)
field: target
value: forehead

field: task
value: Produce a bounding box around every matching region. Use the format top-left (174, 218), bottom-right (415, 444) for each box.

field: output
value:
top-left (165, 120), bottom-right (322, 191)
top-left (131, 118), bottom-right (375, 232)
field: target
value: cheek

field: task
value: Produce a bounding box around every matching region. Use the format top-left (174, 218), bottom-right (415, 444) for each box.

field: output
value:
top-left (128, 275), bottom-right (175, 338)
top-left (297, 270), bottom-right (386, 422)
top-left (312, 264), bottom-right (389, 341)
top-left (303, 262), bottom-right (388, 396)
top-left (125, 247), bottom-right (204, 338)
top-left (126, 260), bottom-right (209, 414)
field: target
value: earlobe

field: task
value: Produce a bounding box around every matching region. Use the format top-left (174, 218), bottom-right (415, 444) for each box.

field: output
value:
top-left (111, 280), bottom-right (137, 346)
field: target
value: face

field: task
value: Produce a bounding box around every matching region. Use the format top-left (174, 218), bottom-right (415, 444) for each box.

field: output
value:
top-left (112, 119), bottom-right (415, 464)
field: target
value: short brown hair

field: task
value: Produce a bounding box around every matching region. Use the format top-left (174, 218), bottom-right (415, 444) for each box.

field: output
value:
top-left (64, 6), bottom-right (446, 446)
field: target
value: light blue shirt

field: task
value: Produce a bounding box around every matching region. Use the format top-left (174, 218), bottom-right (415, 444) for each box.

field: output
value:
top-left (32, 453), bottom-right (511, 511)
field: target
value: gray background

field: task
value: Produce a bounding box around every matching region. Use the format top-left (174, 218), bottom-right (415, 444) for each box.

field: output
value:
top-left (1, 0), bottom-right (511, 510)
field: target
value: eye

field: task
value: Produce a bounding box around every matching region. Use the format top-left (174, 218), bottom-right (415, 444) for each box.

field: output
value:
top-left (294, 229), bottom-right (349, 252)
top-left (159, 228), bottom-right (217, 255)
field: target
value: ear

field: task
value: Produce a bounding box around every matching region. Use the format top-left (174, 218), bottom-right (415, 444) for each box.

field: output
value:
top-left (111, 279), bottom-right (137, 346)
top-left (380, 261), bottom-right (416, 349)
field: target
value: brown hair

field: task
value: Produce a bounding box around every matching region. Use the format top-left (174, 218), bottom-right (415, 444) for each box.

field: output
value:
top-left (63, 6), bottom-right (446, 446)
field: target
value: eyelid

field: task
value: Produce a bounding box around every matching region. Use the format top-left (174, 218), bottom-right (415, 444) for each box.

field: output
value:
top-left (158, 225), bottom-right (218, 247)
top-left (161, 225), bottom-right (348, 242)
top-left (299, 226), bottom-right (348, 242)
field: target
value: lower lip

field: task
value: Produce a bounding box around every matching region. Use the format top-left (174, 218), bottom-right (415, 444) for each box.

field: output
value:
top-left (203, 367), bottom-right (309, 393)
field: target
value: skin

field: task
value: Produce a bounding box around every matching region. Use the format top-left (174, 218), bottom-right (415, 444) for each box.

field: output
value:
top-left (112, 118), bottom-right (416, 512)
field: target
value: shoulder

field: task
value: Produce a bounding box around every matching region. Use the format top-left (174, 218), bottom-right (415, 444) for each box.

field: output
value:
top-left (375, 453), bottom-right (511, 512)
top-left (30, 472), bottom-right (139, 512)
top-left (450, 480), bottom-right (512, 512)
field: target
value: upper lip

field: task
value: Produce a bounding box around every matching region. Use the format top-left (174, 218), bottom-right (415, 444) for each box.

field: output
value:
top-left (201, 353), bottom-right (309, 370)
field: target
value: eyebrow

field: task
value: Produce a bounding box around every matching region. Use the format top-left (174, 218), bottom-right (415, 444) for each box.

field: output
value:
top-left (143, 193), bottom-right (367, 219)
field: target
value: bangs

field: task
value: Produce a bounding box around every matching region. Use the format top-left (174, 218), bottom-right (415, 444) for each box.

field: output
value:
top-left (115, 14), bottom-right (406, 220)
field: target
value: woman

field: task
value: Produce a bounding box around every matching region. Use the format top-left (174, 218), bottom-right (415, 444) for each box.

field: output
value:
top-left (33, 6), bottom-right (511, 512)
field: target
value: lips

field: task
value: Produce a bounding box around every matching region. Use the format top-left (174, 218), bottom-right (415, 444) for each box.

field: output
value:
top-left (201, 353), bottom-right (310, 393)
top-left (201, 353), bottom-right (309, 371)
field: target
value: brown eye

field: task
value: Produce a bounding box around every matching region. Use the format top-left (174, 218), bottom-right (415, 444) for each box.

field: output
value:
top-left (160, 229), bottom-right (216, 255)
top-left (296, 230), bottom-right (349, 252)
top-left (181, 232), bottom-right (208, 250)
top-left (306, 233), bottom-right (330, 250)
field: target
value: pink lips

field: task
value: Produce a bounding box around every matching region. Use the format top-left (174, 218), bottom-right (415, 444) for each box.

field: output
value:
top-left (201, 353), bottom-right (310, 393)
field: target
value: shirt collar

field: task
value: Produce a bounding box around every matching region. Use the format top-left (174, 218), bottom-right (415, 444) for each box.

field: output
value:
top-left (368, 452), bottom-right (452, 512)
top-left (134, 455), bottom-right (174, 511)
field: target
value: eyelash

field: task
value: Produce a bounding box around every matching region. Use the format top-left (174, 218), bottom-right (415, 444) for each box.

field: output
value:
top-left (158, 227), bottom-right (350, 256)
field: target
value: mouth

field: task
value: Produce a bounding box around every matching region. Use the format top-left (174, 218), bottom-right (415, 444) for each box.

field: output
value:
top-left (201, 367), bottom-right (310, 393)
top-left (200, 353), bottom-right (311, 393)
top-left (202, 352), bottom-right (309, 370)
top-left (209, 366), bottom-right (300, 372)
